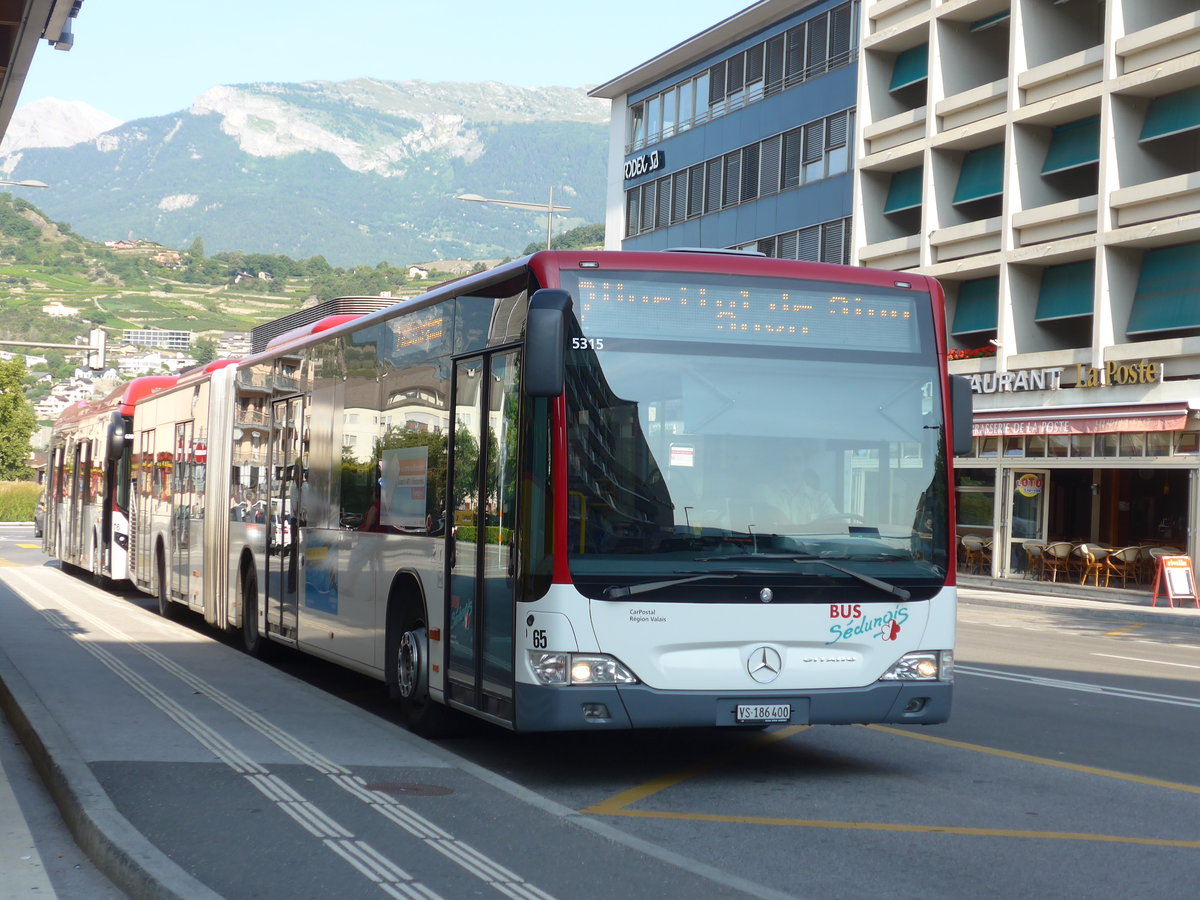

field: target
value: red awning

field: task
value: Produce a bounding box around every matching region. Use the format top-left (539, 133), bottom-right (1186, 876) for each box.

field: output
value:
top-left (972, 403), bottom-right (1190, 436)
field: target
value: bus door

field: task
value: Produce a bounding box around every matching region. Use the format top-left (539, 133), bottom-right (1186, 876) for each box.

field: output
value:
top-left (170, 421), bottom-right (194, 600)
top-left (1003, 469), bottom-right (1049, 577)
top-left (266, 395), bottom-right (304, 641)
top-left (447, 350), bottom-right (520, 722)
top-left (70, 439), bottom-right (89, 564)
top-left (45, 443), bottom-right (64, 556)
top-left (135, 430), bottom-right (154, 583)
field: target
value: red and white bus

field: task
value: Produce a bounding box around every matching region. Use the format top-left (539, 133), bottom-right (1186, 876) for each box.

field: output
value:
top-left (44, 375), bottom-right (179, 584)
top-left (53, 250), bottom-right (972, 734)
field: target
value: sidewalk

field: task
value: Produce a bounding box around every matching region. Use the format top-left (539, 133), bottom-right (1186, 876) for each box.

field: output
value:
top-left (0, 563), bottom-right (780, 900)
top-left (957, 573), bottom-right (1200, 627)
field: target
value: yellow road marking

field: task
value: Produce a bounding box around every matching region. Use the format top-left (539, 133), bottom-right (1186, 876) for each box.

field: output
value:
top-left (593, 808), bottom-right (1200, 847)
top-left (1105, 623), bottom-right (1146, 636)
top-left (0, 559), bottom-right (18, 567)
top-left (582, 726), bottom-right (808, 814)
top-left (582, 723), bottom-right (1200, 847)
top-left (864, 725), bottom-right (1200, 795)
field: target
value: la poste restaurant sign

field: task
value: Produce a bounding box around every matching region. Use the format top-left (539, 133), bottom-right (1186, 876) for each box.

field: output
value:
top-left (967, 360), bottom-right (1163, 395)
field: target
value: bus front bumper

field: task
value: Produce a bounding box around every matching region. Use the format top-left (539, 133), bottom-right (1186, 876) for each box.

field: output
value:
top-left (514, 681), bottom-right (951, 731)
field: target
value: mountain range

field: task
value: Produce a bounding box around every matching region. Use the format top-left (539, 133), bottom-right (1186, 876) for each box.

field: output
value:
top-left (0, 80), bottom-right (611, 266)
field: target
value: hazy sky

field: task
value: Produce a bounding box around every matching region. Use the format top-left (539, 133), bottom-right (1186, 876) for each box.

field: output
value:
top-left (18, 0), bottom-right (754, 122)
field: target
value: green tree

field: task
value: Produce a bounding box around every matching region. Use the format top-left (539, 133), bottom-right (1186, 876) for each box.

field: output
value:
top-left (0, 358), bottom-right (36, 480)
top-left (193, 337), bottom-right (218, 364)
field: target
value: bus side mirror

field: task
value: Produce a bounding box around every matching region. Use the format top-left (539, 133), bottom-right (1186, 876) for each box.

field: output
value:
top-left (106, 411), bottom-right (127, 462)
top-left (950, 375), bottom-right (973, 456)
top-left (524, 288), bottom-right (572, 398)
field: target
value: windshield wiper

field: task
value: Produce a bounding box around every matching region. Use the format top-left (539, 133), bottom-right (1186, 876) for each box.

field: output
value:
top-left (603, 573), bottom-right (736, 599)
top-left (796, 558), bottom-right (911, 602)
top-left (695, 553), bottom-right (911, 602)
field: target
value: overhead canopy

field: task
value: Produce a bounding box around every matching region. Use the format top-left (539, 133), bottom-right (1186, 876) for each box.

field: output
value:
top-left (1127, 243), bottom-right (1200, 335)
top-left (973, 403), bottom-right (1189, 436)
top-left (1042, 117), bottom-right (1100, 175)
top-left (952, 276), bottom-right (998, 335)
top-left (953, 144), bottom-right (1004, 205)
top-left (1036, 260), bottom-right (1094, 321)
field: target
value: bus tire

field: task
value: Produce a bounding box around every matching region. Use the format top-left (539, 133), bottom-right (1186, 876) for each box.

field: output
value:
top-left (241, 565), bottom-right (271, 659)
top-left (386, 598), bottom-right (457, 737)
top-left (156, 547), bottom-right (178, 620)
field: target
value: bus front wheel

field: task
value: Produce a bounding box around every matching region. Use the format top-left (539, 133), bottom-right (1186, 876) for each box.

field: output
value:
top-left (387, 607), bottom-right (457, 737)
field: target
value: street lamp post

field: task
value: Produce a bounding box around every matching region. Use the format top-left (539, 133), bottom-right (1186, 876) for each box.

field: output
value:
top-left (0, 179), bottom-right (49, 189)
top-left (455, 188), bottom-right (570, 250)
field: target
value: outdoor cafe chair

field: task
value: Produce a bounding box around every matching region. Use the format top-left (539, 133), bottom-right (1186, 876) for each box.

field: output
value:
top-left (1021, 541), bottom-right (1045, 580)
top-left (1073, 543), bottom-right (1107, 586)
top-left (961, 535), bottom-right (991, 574)
top-left (1103, 546), bottom-right (1142, 589)
top-left (1039, 541), bottom-right (1073, 582)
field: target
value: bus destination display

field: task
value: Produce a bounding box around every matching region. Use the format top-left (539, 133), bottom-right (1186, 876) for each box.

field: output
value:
top-left (566, 273), bottom-right (923, 353)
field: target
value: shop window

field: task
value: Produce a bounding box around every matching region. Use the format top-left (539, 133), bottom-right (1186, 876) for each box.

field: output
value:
top-left (1176, 432), bottom-right (1199, 454)
top-left (1003, 437), bottom-right (1023, 456)
top-left (1098, 433), bottom-right (1119, 456)
top-left (1047, 435), bottom-right (1069, 457)
top-left (1070, 434), bottom-right (1093, 456)
top-left (1026, 435), bottom-right (1046, 457)
top-left (1120, 433), bottom-right (1145, 457)
top-left (1147, 432), bottom-right (1171, 457)
top-left (979, 437), bottom-right (999, 457)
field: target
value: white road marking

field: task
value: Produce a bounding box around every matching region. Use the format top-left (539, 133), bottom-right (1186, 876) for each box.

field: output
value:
top-left (957, 664), bottom-right (1200, 708)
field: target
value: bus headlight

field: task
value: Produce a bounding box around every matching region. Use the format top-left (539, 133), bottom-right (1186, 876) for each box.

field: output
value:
top-left (879, 650), bottom-right (952, 681)
top-left (529, 652), bottom-right (638, 686)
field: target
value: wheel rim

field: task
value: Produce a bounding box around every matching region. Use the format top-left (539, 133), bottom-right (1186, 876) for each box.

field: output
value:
top-left (397, 629), bottom-right (423, 700)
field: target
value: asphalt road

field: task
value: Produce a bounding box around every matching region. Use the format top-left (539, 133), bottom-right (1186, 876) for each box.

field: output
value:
top-left (266, 594), bottom-right (1200, 899)
top-left (3, 526), bottom-right (1198, 899)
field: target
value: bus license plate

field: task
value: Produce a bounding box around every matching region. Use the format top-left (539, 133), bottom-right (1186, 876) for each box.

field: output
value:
top-left (736, 703), bottom-right (791, 724)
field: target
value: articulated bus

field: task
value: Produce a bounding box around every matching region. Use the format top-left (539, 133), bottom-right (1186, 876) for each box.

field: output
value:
top-left (54, 250), bottom-right (973, 734)
top-left (44, 375), bottom-right (179, 584)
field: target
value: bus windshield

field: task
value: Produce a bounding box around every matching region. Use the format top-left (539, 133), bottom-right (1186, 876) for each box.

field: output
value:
top-left (559, 269), bottom-right (949, 600)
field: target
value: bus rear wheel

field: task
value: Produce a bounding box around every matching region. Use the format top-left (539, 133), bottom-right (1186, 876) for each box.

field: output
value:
top-left (241, 567), bottom-right (271, 659)
top-left (156, 548), bottom-right (178, 620)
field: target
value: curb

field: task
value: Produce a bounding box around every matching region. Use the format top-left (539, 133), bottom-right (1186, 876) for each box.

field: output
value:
top-left (959, 587), bottom-right (1200, 628)
top-left (0, 646), bottom-right (222, 900)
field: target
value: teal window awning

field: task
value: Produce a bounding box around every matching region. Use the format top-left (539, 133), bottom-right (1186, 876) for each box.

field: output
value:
top-left (1127, 243), bottom-right (1200, 335)
top-left (953, 144), bottom-right (1004, 205)
top-left (1140, 85), bottom-right (1200, 142)
top-left (952, 276), bottom-right (998, 335)
top-left (1042, 117), bottom-right (1100, 175)
top-left (1036, 260), bottom-right (1094, 321)
top-left (969, 11), bottom-right (1010, 31)
top-left (889, 45), bottom-right (928, 92)
top-left (883, 167), bottom-right (922, 214)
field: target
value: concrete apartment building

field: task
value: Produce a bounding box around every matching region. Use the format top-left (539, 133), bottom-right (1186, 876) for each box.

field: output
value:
top-left (595, 0), bottom-right (1200, 583)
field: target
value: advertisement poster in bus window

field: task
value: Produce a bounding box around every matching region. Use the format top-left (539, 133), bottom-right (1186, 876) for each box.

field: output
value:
top-left (382, 446), bottom-right (429, 529)
top-left (304, 539), bottom-right (339, 615)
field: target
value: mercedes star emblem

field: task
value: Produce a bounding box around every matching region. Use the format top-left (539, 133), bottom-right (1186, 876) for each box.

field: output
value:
top-left (747, 646), bottom-right (783, 683)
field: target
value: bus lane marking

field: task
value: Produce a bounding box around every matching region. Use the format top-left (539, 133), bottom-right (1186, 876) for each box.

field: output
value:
top-left (581, 721), bottom-right (1199, 848)
top-left (956, 664), bottom-right (1200, 708)
top-left (6, 569), bottom-right (555, 900)
top-left (1092, 652), bottom-right (1200, 671)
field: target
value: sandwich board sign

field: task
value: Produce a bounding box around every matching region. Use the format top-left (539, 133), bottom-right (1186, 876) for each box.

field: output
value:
top-left (1151, 555), bottom-right (1199, 608)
